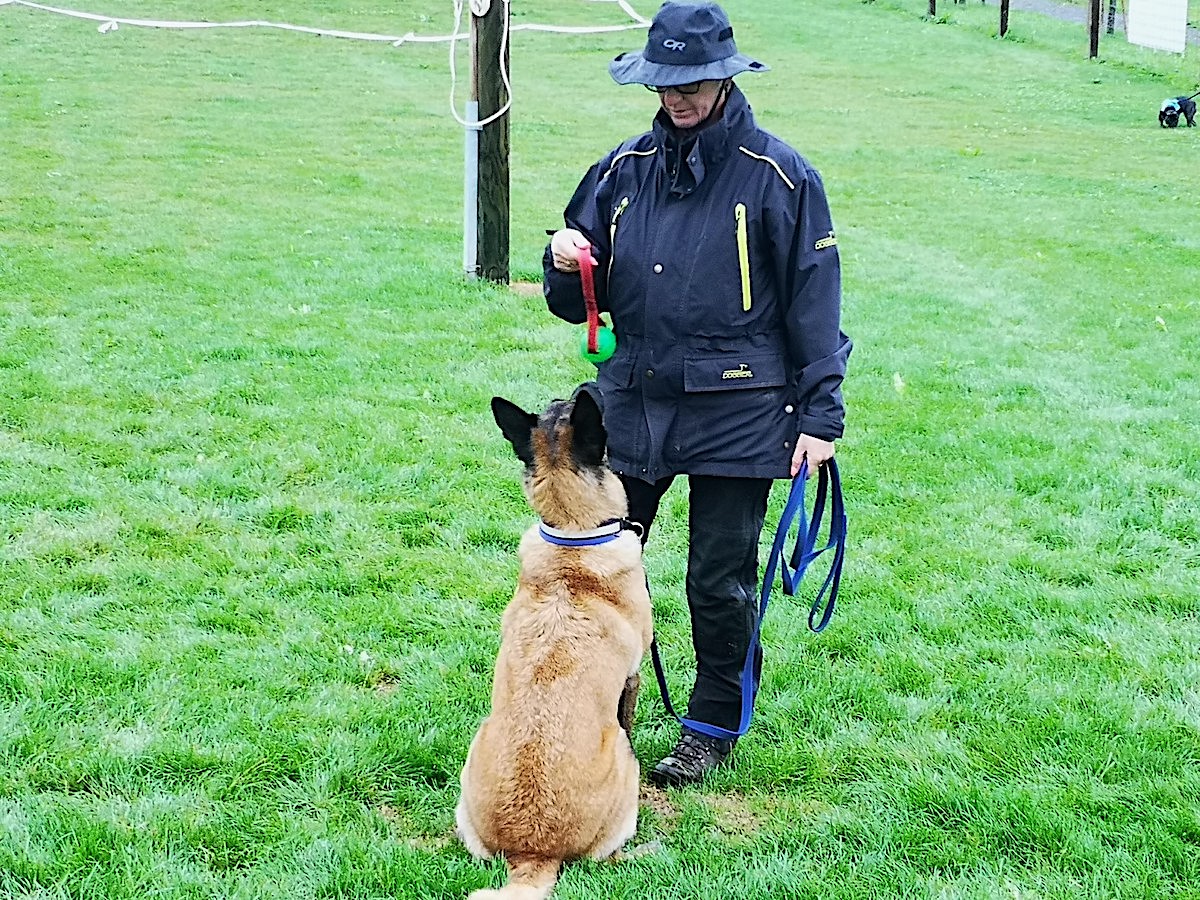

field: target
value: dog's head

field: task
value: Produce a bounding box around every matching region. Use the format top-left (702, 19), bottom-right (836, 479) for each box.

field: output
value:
top-left (1161, 100), bottom-right (1181, 127)
top-left (491, 385), bottom-right (627, 529)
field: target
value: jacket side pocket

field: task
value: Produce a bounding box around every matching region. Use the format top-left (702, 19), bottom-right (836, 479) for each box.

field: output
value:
top-left (598, 345), bottom-right (637, 390)
top-left (682, 350), bottom-right (786, 393)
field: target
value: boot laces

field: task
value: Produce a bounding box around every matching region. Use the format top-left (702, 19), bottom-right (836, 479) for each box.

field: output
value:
top-left (671, 731), bottom-right (727, 768)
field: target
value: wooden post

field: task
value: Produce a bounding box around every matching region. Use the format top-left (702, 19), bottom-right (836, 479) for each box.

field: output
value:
top-left (928, 0), bottom-right (936, 17)
top-left (1087, 0), bottom-right (1101, 56)
top-left (1106, 0), bottom-right (1116, 33)
top-left (1000, 0), bottom-right (1010, 35)
top-left (473, 0), bottom-right (510, 283)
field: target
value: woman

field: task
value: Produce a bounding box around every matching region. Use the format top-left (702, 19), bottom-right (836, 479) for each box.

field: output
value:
top-left (543, 1), bottom-right (851, 787)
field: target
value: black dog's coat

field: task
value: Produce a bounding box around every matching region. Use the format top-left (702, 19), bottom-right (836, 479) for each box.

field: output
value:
top-left (1160, 96), bottom-right (1197, 128)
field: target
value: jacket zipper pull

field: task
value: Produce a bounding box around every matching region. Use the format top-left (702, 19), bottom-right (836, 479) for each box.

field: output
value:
top-left (610, 196), bottom-right (630, 235)
top-left (735, 202), bottom-right (751, 312)
top-left (609, 197), bottom-right (630, 280)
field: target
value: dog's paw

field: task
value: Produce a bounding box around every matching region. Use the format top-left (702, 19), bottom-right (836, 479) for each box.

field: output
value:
top-left (609, 840), bottom-right (663, 862)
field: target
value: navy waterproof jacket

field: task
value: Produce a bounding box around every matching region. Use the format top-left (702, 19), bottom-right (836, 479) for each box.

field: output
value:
top-left (544, 86), bottom-right (851, 484)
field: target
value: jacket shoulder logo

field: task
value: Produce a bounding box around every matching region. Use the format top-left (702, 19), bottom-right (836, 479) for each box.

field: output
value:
top-left (722, 364), bottom-right (754, 380)
top-left (815, 231), bottom-right (837, 251)
top-left (662, 39), bottom-right (687, 51)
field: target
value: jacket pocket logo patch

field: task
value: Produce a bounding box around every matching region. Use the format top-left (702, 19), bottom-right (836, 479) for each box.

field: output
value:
top-left (815, 231), bottom-right (837, 251)
top-left (722, 364), bottom-right (754, 380)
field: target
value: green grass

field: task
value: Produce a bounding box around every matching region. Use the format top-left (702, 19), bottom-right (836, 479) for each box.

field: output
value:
top-left (2, 0), bottom-right (1199, 898)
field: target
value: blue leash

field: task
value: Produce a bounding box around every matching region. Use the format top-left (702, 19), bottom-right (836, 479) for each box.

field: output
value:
top-left (649, 459), bottom-right (847, 742)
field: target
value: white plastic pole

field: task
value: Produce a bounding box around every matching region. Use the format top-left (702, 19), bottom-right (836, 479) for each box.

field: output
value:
top-left (463, 100), bottom-right (480, 279)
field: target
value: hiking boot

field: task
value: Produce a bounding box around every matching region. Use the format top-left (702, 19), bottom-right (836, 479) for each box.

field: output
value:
top-left (649, 729), bottom-right (735, 787)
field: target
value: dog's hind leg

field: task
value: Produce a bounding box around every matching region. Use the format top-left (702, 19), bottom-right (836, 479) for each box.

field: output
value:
top-left (617, 673), bottom-right (640, 736)
top-left (456, 738), bottom-right (497, 861)
top-left (585, 734), bottom-right (641, 862)
top-left (456, 793), bottom-right (495, 861)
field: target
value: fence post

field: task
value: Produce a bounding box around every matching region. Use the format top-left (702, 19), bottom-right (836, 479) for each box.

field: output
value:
top-left (473, 0), bottom-right (510, 283)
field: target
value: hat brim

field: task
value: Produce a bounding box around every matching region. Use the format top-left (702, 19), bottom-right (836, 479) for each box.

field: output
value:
top-left (608, 52), bottom-right (769, 86)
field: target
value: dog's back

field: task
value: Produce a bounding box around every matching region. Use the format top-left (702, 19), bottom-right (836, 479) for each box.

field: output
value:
top-left (457, 390), bottom-right (652, 900)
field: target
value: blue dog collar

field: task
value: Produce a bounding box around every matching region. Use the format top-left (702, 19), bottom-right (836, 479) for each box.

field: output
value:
top-left (538, 519), bottom-right (641, 547)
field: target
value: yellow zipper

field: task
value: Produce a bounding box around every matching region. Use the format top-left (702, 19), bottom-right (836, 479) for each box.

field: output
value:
top-left (735, 202), bottom-right (751, 311)
top-left (608, 196), bottom-right (629, 282)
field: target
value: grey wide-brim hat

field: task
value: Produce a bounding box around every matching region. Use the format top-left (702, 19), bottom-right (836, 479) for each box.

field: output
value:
top-left (609, 1), bottom-right (769, 86)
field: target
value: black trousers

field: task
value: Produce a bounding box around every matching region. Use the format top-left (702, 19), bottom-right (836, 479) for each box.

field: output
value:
top-left (622, 474), bottom-right (771, 732)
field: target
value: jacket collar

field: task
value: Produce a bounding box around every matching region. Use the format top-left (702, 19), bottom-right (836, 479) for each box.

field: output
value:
top-left (652, 84), bottom-right (755, 197)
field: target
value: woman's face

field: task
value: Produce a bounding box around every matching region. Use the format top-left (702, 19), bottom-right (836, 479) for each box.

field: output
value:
top-left (657, 79), bottom-right (727, 129)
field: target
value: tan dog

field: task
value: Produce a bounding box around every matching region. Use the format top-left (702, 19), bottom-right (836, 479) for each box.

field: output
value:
top-left (456, 388), bottom-right (653, 900)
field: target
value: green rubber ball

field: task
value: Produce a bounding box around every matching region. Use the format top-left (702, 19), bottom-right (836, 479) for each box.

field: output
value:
top-left (579, 326), bottom-right (617, 364)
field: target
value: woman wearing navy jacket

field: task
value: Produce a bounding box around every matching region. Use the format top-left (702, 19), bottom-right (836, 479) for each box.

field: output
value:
top-left (543, 1), bottom-right (851, 786)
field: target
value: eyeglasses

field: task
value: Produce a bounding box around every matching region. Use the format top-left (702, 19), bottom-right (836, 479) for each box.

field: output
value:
top-left (644, 81), bottom-right (704, 95)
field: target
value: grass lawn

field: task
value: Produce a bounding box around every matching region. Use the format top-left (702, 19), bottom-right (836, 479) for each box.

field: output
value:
top-left (1, 0), bottom-right (1198, 898)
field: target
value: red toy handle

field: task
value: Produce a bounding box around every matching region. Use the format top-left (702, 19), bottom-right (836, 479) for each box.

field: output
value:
top-left (578, 244), bottom-right (599, 354)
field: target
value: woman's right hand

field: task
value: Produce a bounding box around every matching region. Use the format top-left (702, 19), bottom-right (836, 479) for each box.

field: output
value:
top-left (550, 229), bottom-right (593, 273)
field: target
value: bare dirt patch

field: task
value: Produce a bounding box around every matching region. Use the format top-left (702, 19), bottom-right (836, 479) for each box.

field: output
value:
top-left (371, 672), bottom-right (402, 695)
top-left (510, 281), bottom-right (543, 298)
top-left (639, 783), bottom-right (680, 824)
top-left (704, 793), bottom-right (764, 837)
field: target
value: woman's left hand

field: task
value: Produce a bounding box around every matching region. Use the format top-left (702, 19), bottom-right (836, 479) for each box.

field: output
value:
top-left (791, 434), bottom-right (835, 478)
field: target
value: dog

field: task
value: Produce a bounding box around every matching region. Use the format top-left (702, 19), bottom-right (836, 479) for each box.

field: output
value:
top-left (456, 386), bottom-right (653, 900)
top-left (1159, 95), bottom-right (1197, 127)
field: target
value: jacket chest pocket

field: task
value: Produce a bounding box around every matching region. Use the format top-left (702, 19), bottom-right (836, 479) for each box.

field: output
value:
top-left (734, 202), bottom-right (752, 312)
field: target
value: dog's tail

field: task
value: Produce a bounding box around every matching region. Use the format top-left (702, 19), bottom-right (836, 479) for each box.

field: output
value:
top-left (468, 854), bottom-right (561, 900)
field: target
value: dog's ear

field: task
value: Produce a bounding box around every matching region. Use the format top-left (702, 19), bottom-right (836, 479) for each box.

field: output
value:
top-left (569, 389), bottom-right (607, 468)
top-left (571, 381), bottom-right (605, 414)
top-left (491, 397), bottom-right (537, 467)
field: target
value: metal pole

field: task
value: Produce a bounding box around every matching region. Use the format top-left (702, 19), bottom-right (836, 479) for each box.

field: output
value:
top-left (463, 101), bottom-right (480, 279)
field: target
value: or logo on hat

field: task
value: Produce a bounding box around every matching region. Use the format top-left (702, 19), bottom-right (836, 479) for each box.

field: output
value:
top-left (662, 38), bottom-right (687, 51)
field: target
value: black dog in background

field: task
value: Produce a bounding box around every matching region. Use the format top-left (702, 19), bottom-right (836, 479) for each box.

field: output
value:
top-left (1160, 95), bottom-right (1197, 128)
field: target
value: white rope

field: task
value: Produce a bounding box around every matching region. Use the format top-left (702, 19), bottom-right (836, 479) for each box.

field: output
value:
top-left (446, 1), bottom-right (649, 127)
top-left (5, 0), bottom-right (429, 41)
top-left (449, 0), bottom-right (513, 128)
top-left (601, 0), bottom-right (652, 26)
top-left (2, 0), bottom-right (648, 41)
top-left (442, 0), bottom-right (651, 129)
top-left (3, 0), bottom-right (652, 128)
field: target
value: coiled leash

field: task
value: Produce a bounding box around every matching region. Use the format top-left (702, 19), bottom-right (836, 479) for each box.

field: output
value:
top-left (649, 459), bottom-right (848, 742)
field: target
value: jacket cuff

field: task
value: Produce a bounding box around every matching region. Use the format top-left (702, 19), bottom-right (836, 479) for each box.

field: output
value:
top-left (542, 245), bottom-right (587, 324)
top-left (798, 416), bottom-right (843, 442)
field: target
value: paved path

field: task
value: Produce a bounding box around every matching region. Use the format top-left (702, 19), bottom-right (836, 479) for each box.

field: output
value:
top-left (1003, 0), bottom-right (1200, 47)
